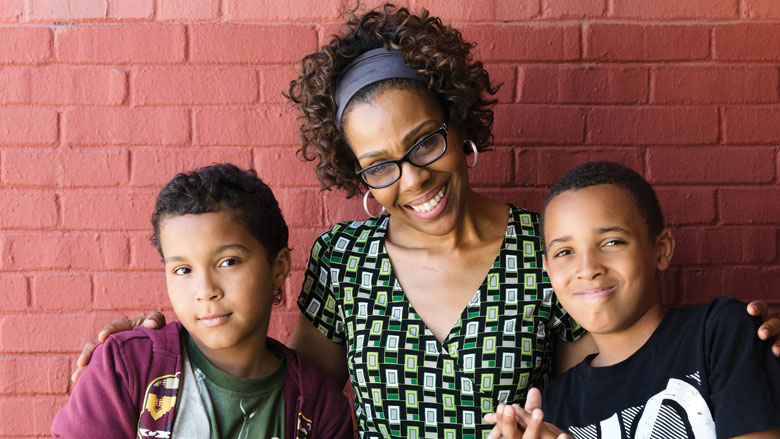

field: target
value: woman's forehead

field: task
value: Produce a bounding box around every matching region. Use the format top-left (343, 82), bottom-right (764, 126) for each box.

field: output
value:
top-left (342, 87), bottom-right (442, 130)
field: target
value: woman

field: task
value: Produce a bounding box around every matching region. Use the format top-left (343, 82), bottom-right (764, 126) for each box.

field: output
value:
top-left (74, 4), bottom-right (780, 439)
top-left (284, 5), bottom-right (588, 438)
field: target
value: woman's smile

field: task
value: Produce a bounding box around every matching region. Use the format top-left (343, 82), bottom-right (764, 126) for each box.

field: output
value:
top-left (406, 183), bottom-right (448, 217)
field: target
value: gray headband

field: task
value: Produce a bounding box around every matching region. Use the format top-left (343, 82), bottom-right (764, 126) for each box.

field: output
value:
top-left (334, 47), bottom-right (426, 128)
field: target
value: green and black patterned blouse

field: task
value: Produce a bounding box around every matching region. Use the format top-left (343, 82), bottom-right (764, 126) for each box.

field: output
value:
top-left (298, 206), bottom-right (584, 439)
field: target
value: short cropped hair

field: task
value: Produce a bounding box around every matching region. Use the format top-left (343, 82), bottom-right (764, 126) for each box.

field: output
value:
top-left (541, 161), bottom-right (665, 245)
top-left (150, 162), bottom-right (289, 268)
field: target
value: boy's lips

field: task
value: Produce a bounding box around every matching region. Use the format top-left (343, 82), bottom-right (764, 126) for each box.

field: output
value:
top-left (198, 312), bottom-right (232, 327)
top-left (574, 285), bottom-right (617, 299)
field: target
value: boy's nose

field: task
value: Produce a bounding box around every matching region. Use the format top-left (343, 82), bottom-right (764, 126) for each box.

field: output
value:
top-left (576, 249), bottom-right (604, 280)
top-left (195, 272), bottom-right (223, 301)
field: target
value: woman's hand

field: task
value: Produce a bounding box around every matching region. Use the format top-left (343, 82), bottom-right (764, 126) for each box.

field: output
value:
top-left (70, 312), bottom-right (167, 384)
top-left (484, 388), bottom-right (570, 439)
top-left (747, 300), bottom-right (780, 357)
top-left (485, 404), bottom-right (569, 439)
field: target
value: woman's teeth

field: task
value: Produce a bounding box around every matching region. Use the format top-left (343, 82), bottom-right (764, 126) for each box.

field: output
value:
top-left (411, 186), bottom-right (446, 213)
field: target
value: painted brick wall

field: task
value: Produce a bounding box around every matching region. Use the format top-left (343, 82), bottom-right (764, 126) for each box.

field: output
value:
top-left (1, 0), bottom-right (780, 435)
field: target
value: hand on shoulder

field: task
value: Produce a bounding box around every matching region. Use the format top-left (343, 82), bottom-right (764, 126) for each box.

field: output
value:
top-left (71, 312), bottom-right (166, 384)
top-left (746, 300), bottom-right (780, 358)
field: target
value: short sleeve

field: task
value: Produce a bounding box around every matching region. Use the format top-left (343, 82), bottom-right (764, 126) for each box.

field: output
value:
top-left (550, 289), bottom-right (585, 342)
top-left (297, 228), bottom-right (346, 345)
top-left (513, 205), bottom-right (585, 343)
top-left (706, 298), bottom-right (780, 437)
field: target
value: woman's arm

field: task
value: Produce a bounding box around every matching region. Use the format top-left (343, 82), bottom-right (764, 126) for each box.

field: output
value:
top-left (288, 314), bottom-right (349, 387)
top-left (553, 332), bottom-right (597, 376)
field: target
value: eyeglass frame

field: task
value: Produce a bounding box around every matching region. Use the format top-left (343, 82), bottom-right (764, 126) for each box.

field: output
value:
top-left (355, 121), bottom-right (449, 189)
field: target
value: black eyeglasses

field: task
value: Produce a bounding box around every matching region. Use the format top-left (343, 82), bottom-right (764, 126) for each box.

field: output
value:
top-left (356, 122), bottom-right (448, 189)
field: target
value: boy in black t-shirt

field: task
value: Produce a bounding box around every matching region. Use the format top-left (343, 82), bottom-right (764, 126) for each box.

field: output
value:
top-left (486, 161), bottom-right (780, 439)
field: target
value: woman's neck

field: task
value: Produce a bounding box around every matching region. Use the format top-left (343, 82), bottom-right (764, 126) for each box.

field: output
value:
top-left (387, 191), bottom-right (507, 251)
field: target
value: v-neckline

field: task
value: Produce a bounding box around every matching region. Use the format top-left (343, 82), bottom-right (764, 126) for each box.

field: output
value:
top-left (373, 206), bottom-right (514, 350)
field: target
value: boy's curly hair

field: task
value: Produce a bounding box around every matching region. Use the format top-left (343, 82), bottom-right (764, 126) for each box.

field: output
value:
top-left (150, 163), bottom-right (289, 304)
top-left (285, 3), bottom-right (499, 197)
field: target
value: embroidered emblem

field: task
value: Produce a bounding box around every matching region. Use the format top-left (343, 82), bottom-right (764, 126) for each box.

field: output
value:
top-left (147, 393), bottom-right (176, 420)
top-left (296, 412), bottom-right (313, 439)
top-left (138, 373), bottom-right (180, 435)
top-left (138, 429), bottom-right (172, 438)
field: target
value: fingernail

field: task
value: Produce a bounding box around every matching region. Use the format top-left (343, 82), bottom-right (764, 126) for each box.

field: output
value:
top-left (760, 329), bottom-right (769, 339)
top-left (533, 409), bottom-right (542, 420)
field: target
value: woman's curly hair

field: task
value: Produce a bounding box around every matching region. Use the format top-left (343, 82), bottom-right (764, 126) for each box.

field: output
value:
top-left (285, 3), bottom-right (499, 197)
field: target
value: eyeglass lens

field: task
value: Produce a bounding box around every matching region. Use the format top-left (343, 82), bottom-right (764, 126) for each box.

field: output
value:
top-left (361, 130), bottom-right (447, 188)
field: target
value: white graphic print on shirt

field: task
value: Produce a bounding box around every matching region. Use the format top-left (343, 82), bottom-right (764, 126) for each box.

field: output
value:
top-left (567, 375), bottom-right (715, 439)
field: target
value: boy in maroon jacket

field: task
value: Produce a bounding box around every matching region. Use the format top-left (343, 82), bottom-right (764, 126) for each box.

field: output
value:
top-left (52, 163), bottom-right (353, 439)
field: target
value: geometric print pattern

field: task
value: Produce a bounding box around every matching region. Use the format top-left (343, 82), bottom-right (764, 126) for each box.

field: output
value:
top-left (298, 206), bottom-right (584, 439)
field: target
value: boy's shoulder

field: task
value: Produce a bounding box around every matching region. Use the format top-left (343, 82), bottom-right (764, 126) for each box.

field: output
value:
top-left (52, 322), bottom-right (185, 438)
top-left (102, 320), bottom-right (183, 359)
top-left (673, 295), bottom-right (746, 320)
top-left (666, 296), bottom-right (758, 349)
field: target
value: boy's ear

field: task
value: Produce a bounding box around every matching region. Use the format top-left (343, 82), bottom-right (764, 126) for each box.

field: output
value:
top-left (654, 228), bottom-right (675, 271)
top-left (271, 247), bottom-right (292, 289)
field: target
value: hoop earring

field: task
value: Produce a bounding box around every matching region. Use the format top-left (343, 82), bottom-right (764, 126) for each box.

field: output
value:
top-left (464, 139), bottom-right (478, 168)
top-left (363, 190), bottom-right (386, 219)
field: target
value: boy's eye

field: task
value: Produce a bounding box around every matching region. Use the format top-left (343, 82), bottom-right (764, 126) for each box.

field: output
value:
top-left (173, 266), bottom-right (191, 275)
top-left (554, 249), bottom-right (572, 258)
top-left (604, 239), bottom-right (626, 247)
top-left (219, 258), bottom-right (239, 267)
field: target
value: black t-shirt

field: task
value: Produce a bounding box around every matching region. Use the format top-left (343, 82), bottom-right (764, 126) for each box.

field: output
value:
top-left (542, 297), bottom-right (780, 438)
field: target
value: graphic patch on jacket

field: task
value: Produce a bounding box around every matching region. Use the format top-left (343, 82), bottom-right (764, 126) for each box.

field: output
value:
top-left (138, 373), bottom-right (181, 438)
top-left (296, 412), bottom-right (313, 439)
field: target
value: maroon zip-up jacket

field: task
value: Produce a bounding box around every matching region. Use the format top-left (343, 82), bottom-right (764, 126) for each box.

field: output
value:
top-left (51, 321), bottom-right (353, 438)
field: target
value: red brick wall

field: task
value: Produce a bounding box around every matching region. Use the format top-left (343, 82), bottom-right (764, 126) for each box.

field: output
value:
top-left (2, 0), bottom-right (779, 435)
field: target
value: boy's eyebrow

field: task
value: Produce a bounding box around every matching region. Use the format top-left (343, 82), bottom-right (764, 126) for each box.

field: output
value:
top-left (215, 243), bottom-right (250, 253)
top-left (163, 243), bottom-right (250, 263)
top-left (597, 226), bottom-right (632, 235)
top-left (546, 236), bottom-right (570, 249)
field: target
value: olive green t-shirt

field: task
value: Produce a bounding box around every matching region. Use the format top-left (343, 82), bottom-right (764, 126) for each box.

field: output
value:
top-left (185, 334), bottom-right (286, 439)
